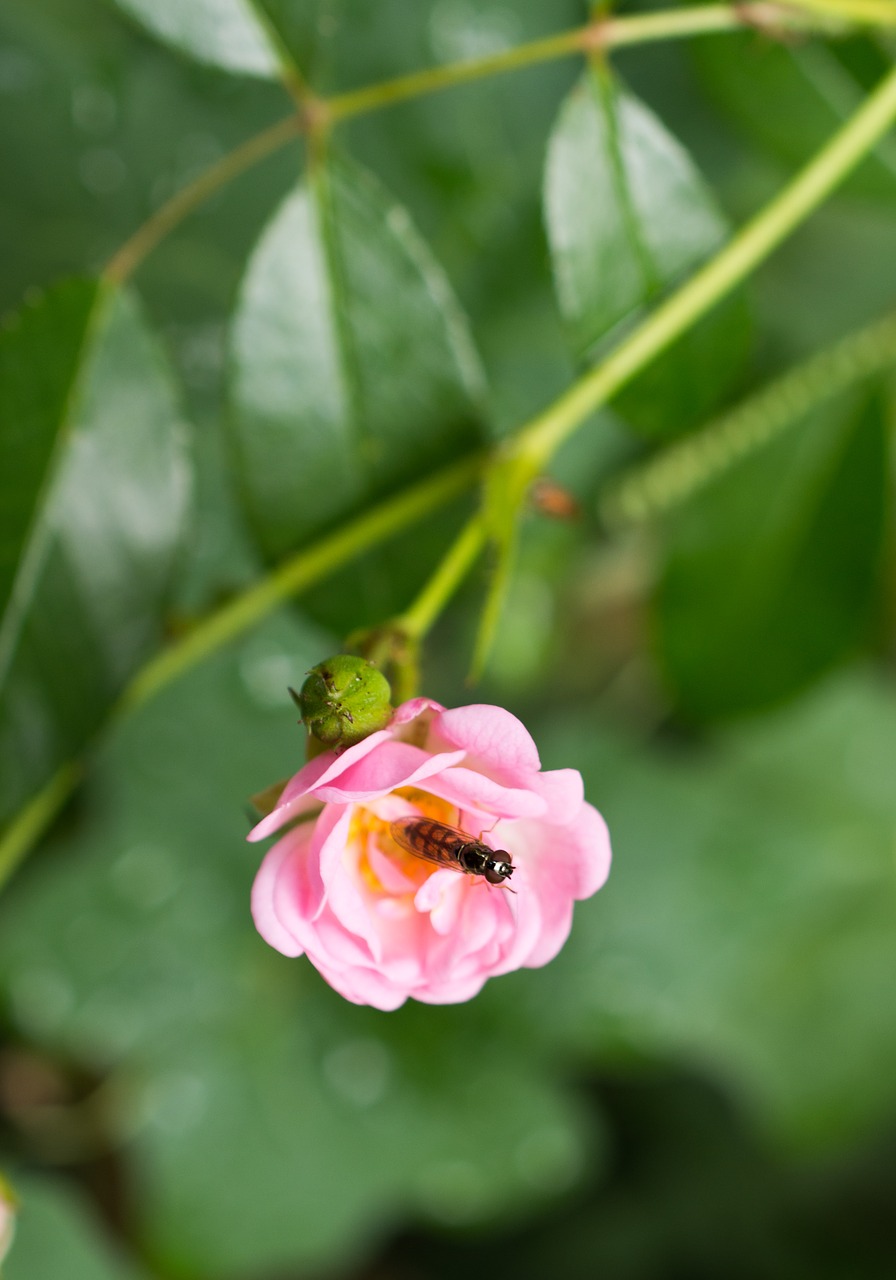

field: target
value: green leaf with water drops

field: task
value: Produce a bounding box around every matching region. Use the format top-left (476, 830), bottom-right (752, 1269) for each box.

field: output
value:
top-left (109, 0), bottom-right (289, 80)
top-left (695, 34), bottom-right (896, 199)
top-left (544, 67), bottom-right (750, 438)
top-left (0, 279), bottom-right (100, 622)
top-left (230, 153), bottom-right (485, 560)
top-left (0, 281), bottom-right (191, 831)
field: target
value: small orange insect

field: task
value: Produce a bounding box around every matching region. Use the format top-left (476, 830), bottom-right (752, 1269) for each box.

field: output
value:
top-left (389, 818), bottom-right (514, 886)
top-left (529, 476), bottom-right (580, 521)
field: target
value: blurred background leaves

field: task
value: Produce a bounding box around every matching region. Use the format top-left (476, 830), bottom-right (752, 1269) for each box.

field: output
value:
top-left (2, 0), bottom-right (896, 1277)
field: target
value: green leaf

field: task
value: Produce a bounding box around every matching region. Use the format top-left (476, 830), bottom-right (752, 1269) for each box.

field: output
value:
top-left (109, 0), bottom-right (286, 79)
top-left (0, 617), bottom-right (597, 1277)
top-left (544, 68), bottom-right (750, 438)
top-left (653, 387), bottom-right (887, 721)
top-left (0, 283), bottom-right (191, 829)
top-left (531, 673), bottom-right (896, 1147)
top-left (229, 154), bottom-right (485, 565)
top-left (4, 1174), bottom-right (150, 1280)
top-left (0, 279), bottom-right (100, 620)
top-left (695, 35), bottom-right (896, 199)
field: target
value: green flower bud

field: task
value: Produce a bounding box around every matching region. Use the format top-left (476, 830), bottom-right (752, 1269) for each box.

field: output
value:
top-left (293, 655), bottom-right (393, 750)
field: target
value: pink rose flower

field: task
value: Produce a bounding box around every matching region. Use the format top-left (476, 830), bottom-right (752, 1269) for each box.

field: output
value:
top-left (249, 698), bottom-right (611, 1010)
top-left (0, 1175), bottom-right (16, 1266)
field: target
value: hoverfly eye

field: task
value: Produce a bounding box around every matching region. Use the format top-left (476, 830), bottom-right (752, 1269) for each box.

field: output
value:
top-left (485, 858), bottom-right (513, 885)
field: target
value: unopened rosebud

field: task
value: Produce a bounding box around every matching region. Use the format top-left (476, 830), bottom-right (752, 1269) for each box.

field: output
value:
top-left (292, 655), bottom-right (393, 750)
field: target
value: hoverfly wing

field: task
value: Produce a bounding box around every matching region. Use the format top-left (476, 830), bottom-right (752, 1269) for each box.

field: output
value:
top-left (389, 817), bottom-right (466, 871)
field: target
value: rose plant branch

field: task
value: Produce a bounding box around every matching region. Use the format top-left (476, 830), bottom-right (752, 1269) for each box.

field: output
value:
top-left (103, 113), bottom-right (306, 287)
top-left (0, 456), bottom-right (483, 889)
top-left (508, 58), bottom-right (896, 479)
top-left (347, 515), bottom-right (489, 704)
top-left (601, 310), bottom-right (896, 529)
top-left (394, 515), bottom-right (487, 643)
top-left (103, 1), bottom-right (865, 286)
top-left (322, 4), bottom-right (787, 126)
top-left (5, 57), bottom-right (896, 890)
top-left (785, 0), bottom-right (896, 25)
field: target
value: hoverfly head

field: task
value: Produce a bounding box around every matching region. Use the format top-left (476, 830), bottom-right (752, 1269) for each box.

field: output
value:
top-left (484, 853), bottom-right (514, 886)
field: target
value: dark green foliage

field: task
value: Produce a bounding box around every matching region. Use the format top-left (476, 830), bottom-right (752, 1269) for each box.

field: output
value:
top-left (544, 68), bottom-right (751, 438)
top-left (654, 389), bottom-right (889, 720)
top-left (0, 285), bottom-right (190, 827)
top-left (2, 0), bottom-right (896, 1277)
top-left (228, 154), bottom-right (485, 560)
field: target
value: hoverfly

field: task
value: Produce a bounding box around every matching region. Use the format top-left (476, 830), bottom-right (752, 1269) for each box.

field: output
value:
top-left (389, 817), bottom-right (514, 886)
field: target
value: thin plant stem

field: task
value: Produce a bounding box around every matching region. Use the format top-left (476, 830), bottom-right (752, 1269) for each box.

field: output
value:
top-left (103, 113), bottom-right (306, 286)
top-left (512, 60), bottom-right (896, 471)
top-left (7, 9), bottom-right (896, 880)
top-left (103, 2), bottom-right (850, 283)
top-left (469, 532), bottom-right (516, 683)
top-left (120, 455), bottom-right (483, 716)
top-left (601, 311), bottom-right (896, 528)
top-left (0, 762), bottom-right (83, 891)
top-left (245, 0), bottom-right (315, 110)
top-left (0, 456), bottom-right (483, 885)
top-left (325, 4), bottom-right (836, 124)
top-left (783, 0), bottom-right (896, 26)
top-left (396, 515), bottom-right (487, 641)
top-left (326, 26), bottom-right (592, 123)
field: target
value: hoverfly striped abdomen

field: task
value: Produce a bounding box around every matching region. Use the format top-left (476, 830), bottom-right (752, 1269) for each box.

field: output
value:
top-left (389, 817), bottom-right (514, 886)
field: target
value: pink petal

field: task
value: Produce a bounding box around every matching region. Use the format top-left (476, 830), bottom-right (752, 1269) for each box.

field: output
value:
top-left (247, 782), bottom-right (325, 843)
top-left (423, 766), bottom-right (546, 820)
top-left (267, 812), bottom-right (351, 955)
top-left (432, 704), bottom-right (541, 773)
top-left (521, 898), bottom-right (574, 969)
top-left (248, 728), bottom-right (395, 841)
top-left (488, 864), bottom-right (545, 974)
top-left (500, 805), bottom-right (610, 970)
top-left (312, 959), bottom-right (409, 1010)
top-left (313, 742), bottom-right (465, 803)
top-left (510, 803), bottom-right (611, 901)
top-left (251, 829), bottom-right (308, 957)
top-left (411, 974), bottom-right (488, 1005)
top-left (530, 768), bottom-right (584, 821)
top-left (454, 881), bottom-right (507, 955)
top-left (366, 839), bottom-right (419, 894)
top-left (566, 803), bottom-right (612, 899)
top-left (414, 868), bottom-right (464, 934)
top-left (315, 806), bottom-right (354, 889)
top-left (391, 696), bottom-right (444, 725)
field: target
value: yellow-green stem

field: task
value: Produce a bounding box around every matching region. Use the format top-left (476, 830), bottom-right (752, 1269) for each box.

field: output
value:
top-left (103, 113), bottom-right (305, 286)
top-left (6, 5), bottom-right (896, 879)
top-left (325, 4), bottom-right (838, 123)
top-left (784, 0), bottom-right (896, 26)
top-left (469, 533), bottom-right (517, 683)
top-left (121, 455), bottom-right (483, 716)
top-left (602, 310), bottom-right (896, 527)
top-left (513, 60), bottom-right (896, 471)
top-left (104, 2), bottom-right (845, 284)
top-left (0, 762), bottom-right (83, 890)
top-left (396, 515), bottom-right (487, 641)
top-left (0, 456), bottom-right (482, 883)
